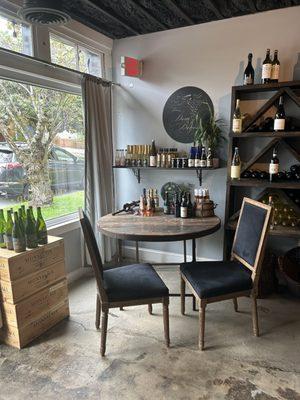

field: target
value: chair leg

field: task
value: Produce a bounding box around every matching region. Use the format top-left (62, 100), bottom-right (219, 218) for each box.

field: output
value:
top-left (252, 296), bottom-right (259, 337)
top-left (199, 301), bottom-right (206, 351)
top-left (95, 294), bottom-right (101, 330)
top-left (100, 309), bottom-right (108, 357)
top-left (148, 304), bottom-right (153, 315)
top-left (180, 276), bottom-right (185, 315)
top-left (163, 298), bottom-right (170, 347)
top-left (233, 297), bottom-right (238, 312)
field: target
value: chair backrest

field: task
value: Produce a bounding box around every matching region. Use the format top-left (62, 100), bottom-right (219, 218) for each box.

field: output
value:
top-left (78, 208), bottom-right (108, 303)
top-left (231, 198), bottom-right (272, 291)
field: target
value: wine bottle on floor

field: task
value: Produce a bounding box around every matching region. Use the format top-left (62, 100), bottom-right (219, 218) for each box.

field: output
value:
top-left (232, 99), bottom-right (242, 133)
top-left (274, 96), bottom-right (285, 131)
top-left (36, 207), bottom-right (48, 245)
top-left (243, 53), bottom-right (255, 85)
top-left (4, 210), bottom-right (13, 250)
top-left (13, 212), bottom-right (26, 253)
top-left (262, 49), bottom-right (272, 84)
top-left (0, 209), bottom-right (6, 248)
top-left (269, 148), bottom-right (279, 182)
top-left (231, 147), bottom-right (241, 180)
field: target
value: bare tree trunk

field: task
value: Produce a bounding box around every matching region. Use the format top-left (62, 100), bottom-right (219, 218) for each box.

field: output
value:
top-left (23, 159), bottom-right (53, 206)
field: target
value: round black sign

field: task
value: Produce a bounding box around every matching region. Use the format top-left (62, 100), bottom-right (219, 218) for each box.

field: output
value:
top-left (162, 86), bottom-right (214, 144)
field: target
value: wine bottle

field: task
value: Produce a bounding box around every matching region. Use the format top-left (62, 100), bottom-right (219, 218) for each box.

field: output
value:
top-left (274, 96), bottom-right (285, 131)
top-left (268, 196), bottom-right (275, 230)
top-left (5, 210), bottom-right (13, 250)
top-left (231, 147), bottom-right (241, 179)
top-left (28, 205), bottom-right (36, 225)
top-left (175, 194), bottom-right (180, 218)
top-left (271, 50), bottom-right (280, 82)
top-left (180, 193), bottom-right (188, 219)
top-left (13, 212), bottom-right (26, 253)
top-left (0, 209), bottom-right (6, 248)
top-left (262, 49), bottom-right (272, 84)
top-left (163, 192), bottom-right (170, 215)
top-left (207, 148), bottom-right (213, 168)
top-left (153, 189), bottom-right (159, 208)
top-left (200, 147), bottom-right (207, 168)
top-left (188, 147), bottom-right (195, 168)
top-left (194, 146), bottom-right (201, 167)
top-left (269, 148), bottom-right (279, 182)
top-left (26, 209), bottom-right (38, 248)
top-left (187, 193), bottom-right (193, 218)
top-left (36, 207), bottom-right (48, 245)
top-left (149, 140), bottom-right (157, 167)
top-left (232, 99), bottom-right (242, 133)
top-left (21, 204), bottom-right (26, 225)
top-left (18, 208), bottom-right (25, 236)
top-left (243, 53), bottom-right (255, 85)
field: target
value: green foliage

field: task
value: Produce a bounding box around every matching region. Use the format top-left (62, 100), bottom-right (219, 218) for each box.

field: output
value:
top-left (193, 104), bottom-right (226, 152)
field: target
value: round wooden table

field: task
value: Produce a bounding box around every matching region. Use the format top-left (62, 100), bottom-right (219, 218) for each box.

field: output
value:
top-left (98, 212), bottom-right (221, 308)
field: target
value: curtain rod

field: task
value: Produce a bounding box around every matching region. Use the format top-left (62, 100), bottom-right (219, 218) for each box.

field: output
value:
top-left (0, 46), bottom-right (121, 87)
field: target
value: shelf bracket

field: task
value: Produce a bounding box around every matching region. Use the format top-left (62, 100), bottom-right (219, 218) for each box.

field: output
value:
top-left (196, 168), bottom-right (202, 186)
top-left (132, 168), bottom-right (141, 183)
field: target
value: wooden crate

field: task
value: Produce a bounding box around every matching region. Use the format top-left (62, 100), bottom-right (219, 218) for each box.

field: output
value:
top-left (1, 279), bottom-right (68, 328)
top-left (0, 260), bottom-right (66, 304)
top-left (0, 299), bottom-right (69, 349)
top-left (0, 236), bottom-right (64, 282)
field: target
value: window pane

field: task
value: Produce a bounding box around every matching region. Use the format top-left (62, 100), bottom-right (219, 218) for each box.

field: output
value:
top-left (0, 14), bottom-right (32, 55)
top-left (0, 79), bottom-right (84, 222)
top-left (50, 34), bottom-right (77, 71)
top-left (78, 48), bottom-right (102, 77)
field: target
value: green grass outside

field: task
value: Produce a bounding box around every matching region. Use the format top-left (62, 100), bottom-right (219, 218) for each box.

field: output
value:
top-left (2, 191), bottom-right (84, 221)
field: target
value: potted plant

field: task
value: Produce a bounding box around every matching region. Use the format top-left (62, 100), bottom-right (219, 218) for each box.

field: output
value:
top-left (193, 105), bottom-right (226, 168)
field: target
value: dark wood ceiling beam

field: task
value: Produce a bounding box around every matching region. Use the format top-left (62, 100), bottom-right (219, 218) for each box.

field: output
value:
top-left (68, 12), bottom-right (117, 38)
top-left (126, 0), bottom-right (168, 29)
top-left (202, 0), bottom-right (224, 19)
top-left (82, 0), bottom-right (140, 35)
top-left (162, 0), bottom-right (194, 24)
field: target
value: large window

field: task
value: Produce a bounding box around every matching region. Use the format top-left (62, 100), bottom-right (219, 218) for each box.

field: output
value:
top-left (0, 79), bottom-right (84, 222)
top-left (50, 34), bottom-right (103, 77)
top-left (0, 13), bottom-right (32, 55)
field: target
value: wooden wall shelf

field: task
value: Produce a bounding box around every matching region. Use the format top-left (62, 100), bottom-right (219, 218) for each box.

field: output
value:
top-left (113, 165), bottom-right (218, 185)
top-left (229, 179), bottom-right (300, 189)
top-left (230, 131), bottom-right (300, 138)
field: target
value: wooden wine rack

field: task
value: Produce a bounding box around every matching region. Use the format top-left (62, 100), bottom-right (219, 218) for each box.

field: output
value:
top-left (224, 80), bottom-right (300, 258)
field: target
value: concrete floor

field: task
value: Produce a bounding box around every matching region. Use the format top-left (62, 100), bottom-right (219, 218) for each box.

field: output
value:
top-left (0, 267), bottom-right (299, 400)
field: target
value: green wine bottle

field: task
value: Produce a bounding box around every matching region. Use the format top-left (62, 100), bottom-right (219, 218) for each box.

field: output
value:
top-left (36, 207), bottom-right (48, 245)
top-left (0, 209), bottom-right (6, 248)
top-left (26, 209), bottom-right (38, 249)
top-left (13, 212), bottom-right (26, 253)
top-left (18, 208), bottom-right (25, 236)
top-left (28, 205), bottom-right (36, 225)
top-left (5, 210), bottom-right (13, 250)
top-left (21, 205), bottom-right (26, 223)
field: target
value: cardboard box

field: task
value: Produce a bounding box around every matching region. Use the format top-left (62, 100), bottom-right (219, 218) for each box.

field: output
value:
top-left (0, 300), bottom-right (69, 349)
top-left (0, 236), bottom-right (64, 282)
top-left (1, 279), bottom-right (68, 328)
top-left (0, 260), bottom-right (66, 304)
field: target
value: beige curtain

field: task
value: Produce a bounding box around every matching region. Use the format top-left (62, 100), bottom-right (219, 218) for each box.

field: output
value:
top-left (82, 75), bottom-right (115, 262)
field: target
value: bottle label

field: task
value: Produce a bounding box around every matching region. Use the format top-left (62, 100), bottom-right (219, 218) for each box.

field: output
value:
top-left (269, 164), bottom-right (279, 174)
top-left (274, 118), bottom-right (285, 131)
top-left (231, 165), bottom-right (241, 179)
top-left (200, 160), bottom-right (207, 168)
top-left (180, 207), bottom-right (187, 218)
top-left (262, 63), bottom-right (272, 79)
top-left (244, 75), bottom-right (253, 85)
top-left (194, 159), bottom-right (201, 167)
top-left (38, 231), bottom-right (48, 245)
top-left (13, 238), bottom-right (25, 252)
top-left (188, 159), bottom-right (195, 168)
top-left (149, 155), bottom-right (156, 167)
top-left (232, 118), bottom-right (242, 133)
top-left (271, 65), bottom-right (280, 80)
top-left (4, 234), bottom-right (13, 250)
top-left (207, 159), bottom-right (213, 167)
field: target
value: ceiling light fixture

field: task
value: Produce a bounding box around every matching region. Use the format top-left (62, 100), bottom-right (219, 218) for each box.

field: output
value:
top-left (18, 0), bottom-right (71, 25)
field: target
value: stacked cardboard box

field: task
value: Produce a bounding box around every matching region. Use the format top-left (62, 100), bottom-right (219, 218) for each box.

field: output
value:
top-left (0, 236), bottom-right (69, 349)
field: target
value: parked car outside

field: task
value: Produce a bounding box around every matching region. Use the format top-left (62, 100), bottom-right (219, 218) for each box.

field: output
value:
top-left (0, 142), bottom-right (84, 199)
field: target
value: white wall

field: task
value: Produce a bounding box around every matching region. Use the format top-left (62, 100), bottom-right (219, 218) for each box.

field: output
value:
top-left (112, 6), bottom-right (300, 262)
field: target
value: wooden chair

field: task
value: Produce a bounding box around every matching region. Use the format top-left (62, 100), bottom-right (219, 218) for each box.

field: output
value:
top-left (180, 198), bottom-right (272, 350)
top-left (79, 208), bottom-right (170, 356)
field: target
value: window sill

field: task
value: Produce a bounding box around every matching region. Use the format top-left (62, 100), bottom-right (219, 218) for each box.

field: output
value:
top-left (48, 218), bottom-right (80, 235)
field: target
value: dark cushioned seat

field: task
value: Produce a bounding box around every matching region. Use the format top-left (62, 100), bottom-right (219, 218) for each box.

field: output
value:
top-left (180, 260), bottom-right (252, 299)
top-left (104, 263), bottom-right (169, 302)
